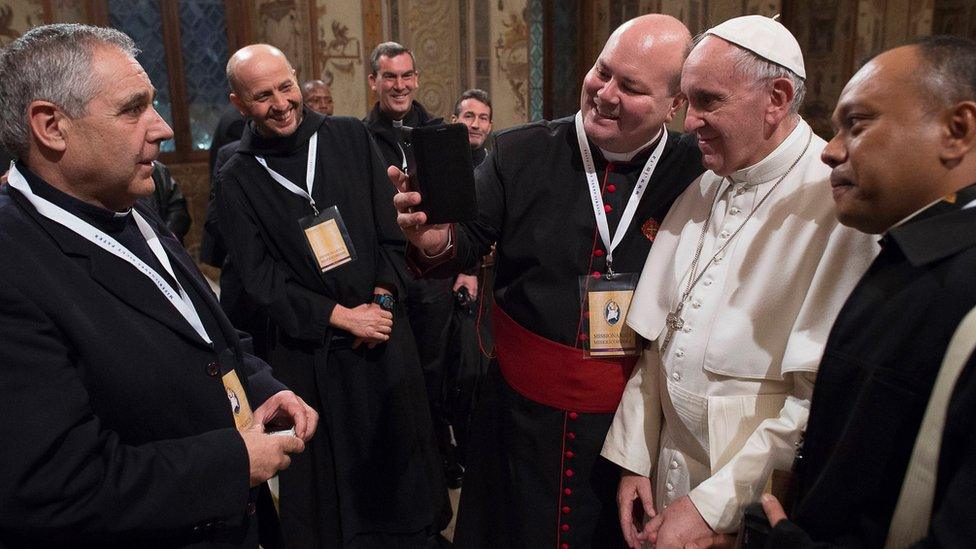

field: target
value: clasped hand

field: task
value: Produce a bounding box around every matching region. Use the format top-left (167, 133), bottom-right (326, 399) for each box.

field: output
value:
top-left (329, 302), bottom-right (392, 349)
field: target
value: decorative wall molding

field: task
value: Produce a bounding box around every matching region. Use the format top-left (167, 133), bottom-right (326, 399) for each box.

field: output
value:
top-left (397, 0), bottom-right (460, 119)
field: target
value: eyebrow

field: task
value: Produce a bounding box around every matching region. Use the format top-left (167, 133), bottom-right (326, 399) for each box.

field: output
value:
top-left (119, 89), bottom-right (154, 112)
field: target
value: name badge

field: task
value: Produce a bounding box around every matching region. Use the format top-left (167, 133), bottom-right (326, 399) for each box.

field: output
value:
top-left (579, 272), bottom-right (640, 357)
top-left (222, 370), bottom-right (254, 431)
top-left (299, 205), bottom-right (357, 273)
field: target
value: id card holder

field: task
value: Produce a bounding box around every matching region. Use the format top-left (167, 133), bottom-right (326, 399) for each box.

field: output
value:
top-left (298, 205), bottom-right (357, 273)
top-left (222, 370), bottom-right (254, 431)
top-left (578, 272), bottom-right (640, 357)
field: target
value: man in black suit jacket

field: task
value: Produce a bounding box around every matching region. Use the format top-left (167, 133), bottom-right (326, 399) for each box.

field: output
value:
top-left (0, 24), bottom-right (317, 548)
top-left (729, 36), bottom-right (976, 549)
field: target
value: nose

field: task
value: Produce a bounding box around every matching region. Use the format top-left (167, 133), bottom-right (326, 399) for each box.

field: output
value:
top-left (148, 106), bottom-right (174, 143)
top-left (595, 79), bottom-right (618, 105)
top-left (684, 105), bottom-right (705, 133)
top-left (821, 133), bottom-right (847, 169)
top-left (271, 91), bottom-right (290, 111)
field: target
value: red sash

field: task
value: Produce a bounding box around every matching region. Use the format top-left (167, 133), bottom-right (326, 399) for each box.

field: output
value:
top-left (493, 305), bottom-right (637, 413)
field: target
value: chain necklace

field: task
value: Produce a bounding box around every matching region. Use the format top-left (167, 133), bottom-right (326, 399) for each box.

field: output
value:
top-left (660, 130), bottom-right (813, 353)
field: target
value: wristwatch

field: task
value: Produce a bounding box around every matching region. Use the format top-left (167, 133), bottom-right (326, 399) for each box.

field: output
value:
top-left (372, 293), bottom-right (396, 313)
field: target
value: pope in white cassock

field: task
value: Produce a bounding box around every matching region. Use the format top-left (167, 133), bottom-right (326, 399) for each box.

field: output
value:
top-left (601, 16), bottom-right (880, 548)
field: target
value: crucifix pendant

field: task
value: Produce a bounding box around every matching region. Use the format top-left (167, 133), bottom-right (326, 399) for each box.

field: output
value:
top-left (660, 302), bottom-right (685, 353)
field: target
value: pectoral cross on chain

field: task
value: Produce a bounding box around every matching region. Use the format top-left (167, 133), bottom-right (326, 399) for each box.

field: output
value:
top-left (660, 301), bottom-right (684, 353)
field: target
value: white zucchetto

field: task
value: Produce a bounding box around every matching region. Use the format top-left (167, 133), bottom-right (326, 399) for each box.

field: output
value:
top-left (705, 15), bottom-right (806, 79)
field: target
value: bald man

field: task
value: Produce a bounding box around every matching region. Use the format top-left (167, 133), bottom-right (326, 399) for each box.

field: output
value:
top-left (216, 44), bottom-right (443, 548)
top-left (391, 15), bottom-right (703, 548)
top-left (301, 79), bottom-right (333, 116)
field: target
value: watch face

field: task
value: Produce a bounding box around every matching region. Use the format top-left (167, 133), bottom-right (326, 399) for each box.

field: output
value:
top-left (374, 293), bottom-right (395, 311)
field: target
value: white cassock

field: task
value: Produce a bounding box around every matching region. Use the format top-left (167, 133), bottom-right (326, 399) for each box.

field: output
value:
top-left (601, 120), bottom-right (879, 532)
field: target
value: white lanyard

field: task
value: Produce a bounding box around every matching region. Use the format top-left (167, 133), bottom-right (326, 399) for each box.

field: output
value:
top-left (255, 132), bottom-right (320, 215)
top-left (574, 111), bottom-right (667, 273)
top-left (7, 164), bottom-right (213, 345)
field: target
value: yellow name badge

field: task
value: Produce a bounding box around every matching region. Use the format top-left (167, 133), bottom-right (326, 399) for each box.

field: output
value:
top-left (299, 205), bottom-right (357, 273)
top-left (304, 218), bottom-right (352, 272)
top-left (222, 370), bottom-right (254, 431)
top-left (587, 289), bottom-right (639, 357)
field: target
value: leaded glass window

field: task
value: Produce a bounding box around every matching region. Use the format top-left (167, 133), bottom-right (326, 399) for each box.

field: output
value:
top-left (108, 0), bottom-right (175, 152)
top-left (178, 0), bottom-right (229, 151)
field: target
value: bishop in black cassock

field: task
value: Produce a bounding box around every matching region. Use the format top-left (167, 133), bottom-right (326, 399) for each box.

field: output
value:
top-left (408, 116), bottom-right (703, 548)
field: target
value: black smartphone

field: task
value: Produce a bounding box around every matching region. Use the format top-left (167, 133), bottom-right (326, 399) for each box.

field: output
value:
top-left (406, 123), bottom-right (478, 225)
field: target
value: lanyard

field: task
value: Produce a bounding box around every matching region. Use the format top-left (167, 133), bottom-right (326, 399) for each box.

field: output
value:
top-left (255, 132), bottom-right (320, 215)
top-left (7, 164), bottom-right (213, 345)
top-left (574, 111), bottom-right (667, 274)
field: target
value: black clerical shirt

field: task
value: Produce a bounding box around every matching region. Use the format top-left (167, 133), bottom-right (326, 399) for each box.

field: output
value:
top-left (19, 164), bottom-right (180, 292)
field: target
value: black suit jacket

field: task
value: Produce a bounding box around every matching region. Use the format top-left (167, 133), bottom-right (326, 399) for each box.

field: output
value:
top-left (0, 182), bottom-right (285, 547)
top-left (768, 204), bottom-right (976, 547)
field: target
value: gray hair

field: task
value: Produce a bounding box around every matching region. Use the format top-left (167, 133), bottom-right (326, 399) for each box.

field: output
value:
top-left (369, 41), bottom-right (416, 75)
top-left (694, 33), bottom-right (806, 117)
top-left (0, 23), bottom-right (137, 159)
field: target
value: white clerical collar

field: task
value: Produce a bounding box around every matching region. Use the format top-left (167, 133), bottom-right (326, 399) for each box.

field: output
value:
top-left (598, 128), bottom-right (663, 163)
top-left (726, 119), bottom-right (810, 186)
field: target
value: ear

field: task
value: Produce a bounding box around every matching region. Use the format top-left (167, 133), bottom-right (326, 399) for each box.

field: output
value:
top-left (665, 94), bottom-right (686, 125)
top-left (765, 77), bottom-right (796, 126)
top-left (229, 92), bottom-right (246, 117)
top-left (27, 101), bottom-right (68, 153)
top-left (941, 100), bottom-right (976, 164)
top-left (368, 73), bottom-right (378, 92)
top-left (450, 115), bottom-right (458, 123)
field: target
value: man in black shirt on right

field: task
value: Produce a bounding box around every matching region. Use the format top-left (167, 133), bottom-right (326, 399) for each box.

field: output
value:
top-left (745, 36), bottom-right (976, 549)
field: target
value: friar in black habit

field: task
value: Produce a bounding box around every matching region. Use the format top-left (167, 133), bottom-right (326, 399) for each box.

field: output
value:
top-left (216, 44), bottom-right (444, 548)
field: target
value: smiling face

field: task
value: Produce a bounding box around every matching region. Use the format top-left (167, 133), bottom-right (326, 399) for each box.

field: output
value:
top-left (369, 53), bottom-right (418, 120)
top-left (59, 45), bottom-right (173, 210)
top-left (579, 16), bottom-right (688, 153)
top-left (230, 47), bottom-right (303, 138)
top-left (681, 37), bottom-right (782, 176)
top-left (451, 97), bottom-right (492, 149)
top-left (821, 46), bottom-right (948, 234)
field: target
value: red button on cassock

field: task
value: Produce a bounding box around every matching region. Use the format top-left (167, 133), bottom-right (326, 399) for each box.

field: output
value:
top-left (562, 544), bottom-right (570, 549)
top-left (565, 469), bottom-right (574, 477)
top-left (593, 249), bottom-right (604, 257)
top-left (604, 204), bottom-right (613, 213)
top-left (567, 432), bottom-right (576, 440)
top-left (561, 524), bottom-right (570, 532)
top-left (578, 333), bottom-right (588, 341)
top-left (564, 488), bottom-right (572, 496)
top-left (591, 271), bottom-right (601, 278)
top-left (568, 412), bottom-right (579, 420)
top-left (565, 450), bottom-right (575, 459)
top-left (607, 184), bottom-right (616, 193)
top-left (562, 506), bottom-right (571, 514)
